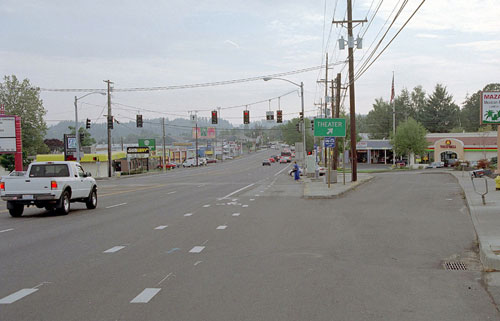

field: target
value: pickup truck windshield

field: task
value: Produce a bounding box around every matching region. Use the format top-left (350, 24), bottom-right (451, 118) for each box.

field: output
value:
top-left (29, 164), bottom-right (70, 177)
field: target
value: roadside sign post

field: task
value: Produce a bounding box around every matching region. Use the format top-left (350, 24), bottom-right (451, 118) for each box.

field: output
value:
top-left (315, 119), bottom-right (345, 186)
top-left (480, 91), bottom-right (500, 174)
top-left (324, 137), bottom-right (336, 188)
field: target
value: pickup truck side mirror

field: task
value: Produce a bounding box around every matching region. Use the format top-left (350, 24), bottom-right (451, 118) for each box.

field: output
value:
top-left (84, 172), bottom-right (92, 177)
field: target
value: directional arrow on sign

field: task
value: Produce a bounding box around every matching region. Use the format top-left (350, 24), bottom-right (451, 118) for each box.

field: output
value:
top-left (327, 128), bottom-right (333, 134)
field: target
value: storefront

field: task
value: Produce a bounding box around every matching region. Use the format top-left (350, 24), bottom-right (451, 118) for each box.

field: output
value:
top-left (356, 140), bottom-right (394, 164)
top-left (425, 132), bottom-right (497, 165)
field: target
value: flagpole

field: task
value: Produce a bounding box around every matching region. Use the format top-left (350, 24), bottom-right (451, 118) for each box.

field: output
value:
top-left (392, 71), bottom-right (396, 166)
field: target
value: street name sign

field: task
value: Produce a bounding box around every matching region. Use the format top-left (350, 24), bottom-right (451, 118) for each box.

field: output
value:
top-left (314, 118), bottom-right (346, 137)
top-left (324, 137), bottom-right (335, 148)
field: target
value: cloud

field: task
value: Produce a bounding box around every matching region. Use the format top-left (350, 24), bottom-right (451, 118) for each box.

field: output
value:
top-left (448, 40), bottom-right (500, 52)
top-left (224, 40), bottom-right (241, 49)
top-left (416, 33), bottom-right (440, 39)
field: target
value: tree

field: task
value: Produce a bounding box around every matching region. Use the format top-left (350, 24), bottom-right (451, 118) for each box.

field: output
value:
top-left (460, 83), bottom-right (500, 132)
top-left (68, 126), bottom-right (96, 147)
top-left (411, 86), bottom-right (427, 123)
top-left (281, 118), bottom-right (313, 152)
top-left (391, 118), bottom-right (428, 160)
top-left (44, 138), bottom-right (64, 153)
top-left (419, 84), bottom-right (460, 133)
top-left (394, 88), bottom-right (416, 123)
top-left (0, 75), bottom-right (49, 155)
top-left (366, 98), bottom-right (392, 139)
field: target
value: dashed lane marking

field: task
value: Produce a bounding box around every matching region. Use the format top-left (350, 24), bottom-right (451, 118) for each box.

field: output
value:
top-left (203, 204), bottom-right (211, 208)
top-left (250, 199), bottom-right (255, 201)
top-left (105, 203), bottom-right (127, 209)
top-left (232, 213), bottom-right (240, 216)
top-left (0, 228), bottom-right (14, 233)
top-left (216, 225), bottom-right (227, 230)
top-left (0, 288), bottom-right (38, 304)
top-left (103, 246), bottom-right (126, 253)
top-left (189, 246), bottom-right (205, 253)
top-left (194, 261), bottom-right (203, 266)
top-left (167, 191), bottom-right (177, 194)
top-left (242, 205), bottom-right (248, 208)
top-left (184, 213), bottom-right (193, 217)
top-left (154, 225), bottom-right (168, 230)
top-left (130, 288), bottom-right (161, 303)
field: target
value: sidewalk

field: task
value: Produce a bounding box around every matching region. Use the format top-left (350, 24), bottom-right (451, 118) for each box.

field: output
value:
top-left (451, 171), bottom-right (500, 271)
top-left (303, 172), bottom-right (374, 199)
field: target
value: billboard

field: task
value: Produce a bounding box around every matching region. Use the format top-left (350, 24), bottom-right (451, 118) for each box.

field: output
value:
top-left (192, 127), bottom-right (216, 139)
top-left (0, 116), bottom-right (16, 153)
top-left (481, 91), bottom-right (500, 124)
top-left (139, 138), bottom-right (156, 151)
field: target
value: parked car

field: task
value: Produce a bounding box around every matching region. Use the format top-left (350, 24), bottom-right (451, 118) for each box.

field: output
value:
top-left (207, 158), bottom-right (217, 164)
top-left (199, 157), bottom-right (207, 166)
top-left (223, 155), bottom-right (233, 160)
top-left (157, 162), bottom-right (177, 169)
top-left (182, 158), bottom-right (200, 167)
top-left (0, 161), bottom-right (97, 217)
top-left (262, 159), bottom-right (271, 166)
top-left (426, 162), bottom-right (443, 169)
top-left (271, 155), bottom-right (279, 161)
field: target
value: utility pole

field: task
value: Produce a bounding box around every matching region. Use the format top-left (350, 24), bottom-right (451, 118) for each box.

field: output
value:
top-left (334, 73), bottom-right (341, 170)
top-left (331, 79), bottom-right (336, 170)
top-left (162, 117), bottom-right (166, 172)
top-left (195, 113), bottom-right (199, 167)
top-left (333, 0), bottom-right (366, 182)
top-left (392, 71), bottom-right (396, 166)
top-left (104, 80), bottom-right (113, 177)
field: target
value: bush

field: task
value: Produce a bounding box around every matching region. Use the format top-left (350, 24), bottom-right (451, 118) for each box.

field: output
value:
top-left (478, 159), bottom-right (490, 169)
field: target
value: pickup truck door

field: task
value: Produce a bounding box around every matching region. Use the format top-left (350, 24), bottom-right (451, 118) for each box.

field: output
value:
top-left (75, 164), bottom-right (92, 198)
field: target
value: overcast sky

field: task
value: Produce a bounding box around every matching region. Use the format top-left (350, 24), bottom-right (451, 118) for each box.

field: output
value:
top-left (1, 0), bottom-right (498, 127)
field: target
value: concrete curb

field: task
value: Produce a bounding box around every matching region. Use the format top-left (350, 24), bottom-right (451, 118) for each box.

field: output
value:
top-left (449, 172), bottom-right (500, 271)
top-left (303, 175), bottom-right (375, 199)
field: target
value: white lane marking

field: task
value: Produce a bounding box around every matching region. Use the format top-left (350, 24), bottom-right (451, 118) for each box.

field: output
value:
top-left (203, 204), bottom-right (211, 208)
top-left (242, 205), bottom-right (248, 208)
top-left (446, 199), bottom-right (453, 201)
top-left (189, 246), bottom-right (205, 253)
top-left (197, 185), bottom-right (204, 188)
top-left (250, 199), bottom-right (255, 201)
top-left (0, 228), bottom-right (14, 233)
top-left (157, 272), bottom-right (173, 286)
top-left (232, 213), bottom-right (240, 216)
top-left (274, 164), bottom-right (291, 176)
top-left (218, 183), bottom-right (255, 200)
top-left (184, 213), bottom-right (193, 217)
top-left (130, 288), bottom-right (161, 303)
top-left (167, 191), bottom-right (177, 194)
top-left (232, 198), bottom-right (238, 201)
top-left (0, 288), bottom-right (38, 304)
top-left (194, 261), bottom-right (203, 266)
top-left (154, 225), bottom-right (168, 230)
top-left (216, 225), bottom-right (227, 230)
top-left (202, 239), bottom-right (209, 245)
top-left (103, 246), bottom-right (126, 253)
top-left (260, 191), bottom-right (265, 193)
top-left (106, 203), bottom-right (127, 209)
top-left (255, 195), bottom-right (260, 197)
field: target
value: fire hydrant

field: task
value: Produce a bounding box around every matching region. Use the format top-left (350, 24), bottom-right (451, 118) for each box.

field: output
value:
top-left (495, 175), bottom-right (500, 190)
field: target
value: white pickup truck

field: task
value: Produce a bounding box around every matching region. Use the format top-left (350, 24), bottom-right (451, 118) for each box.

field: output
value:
top-left (0, 161), bottom-right (97, 217)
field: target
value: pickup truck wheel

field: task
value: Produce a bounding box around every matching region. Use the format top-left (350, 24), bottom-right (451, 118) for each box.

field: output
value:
top-left (57, 191), bottom-right (70, 215)
top-left (86, 188), bottom-right (97, 209)
top-left (9, 205), bottom-right (24, 217)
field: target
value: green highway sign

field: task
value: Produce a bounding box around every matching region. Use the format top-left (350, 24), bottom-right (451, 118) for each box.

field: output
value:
top-left (313, 118), bottom-right (346, 137)
top-left (138, 138), bottom-right (156, 151)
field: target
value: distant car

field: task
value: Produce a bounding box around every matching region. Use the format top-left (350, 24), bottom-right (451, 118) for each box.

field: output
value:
top-left (207, 159), bottom-right (217, 164)
top-left (316, 166), bottom-right (326, 176)
top-left (426, 162), bottom-right (443, 169)
top-left (199, 157), bottom-right (207, 166)
top-left (271, 155), bottom-right (279, 161)
top-left (223, 155), bottom-right (233, 160)
top-left (262, 159), bottom-right (271, 166)
top-left (157, 162), bottom-right (177, 169)
top-left (182, 158), bottom-right (201, 167)
top-left (269, 157), bottom-right (275, 163)
top-left (279, 157), bottom-right (288, 164)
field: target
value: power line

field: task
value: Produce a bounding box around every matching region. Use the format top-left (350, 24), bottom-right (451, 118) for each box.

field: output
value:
top-left (39, 62), bottom-right (346, 93)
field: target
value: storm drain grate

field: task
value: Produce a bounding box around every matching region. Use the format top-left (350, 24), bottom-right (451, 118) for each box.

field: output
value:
top-left (443, 261), bottom-right (468, 271)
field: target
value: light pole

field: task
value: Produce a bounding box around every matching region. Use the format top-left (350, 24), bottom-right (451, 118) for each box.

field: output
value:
top-left (74, 92), bottom-right (105, 162)
top-left (263, 77), bottom-right (306, 167)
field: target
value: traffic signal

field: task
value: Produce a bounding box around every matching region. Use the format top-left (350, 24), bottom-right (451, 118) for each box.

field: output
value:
top-left (296, 122), bottom-right (301, 133)
top-left (86, 118), bottom-right (91, 129)
top-left (107, 116), bottom-right (114, 129)
top-left (136, 114), bottom-right (143, 127)
top-left (211, 110), bottom-right (218, 124)
top-left (243, 110), bottom-right (250, 124)
top-left (311, 119), bottom-right (314, 131)
top-left (299, 112), bottom-right (304, 121)
top-left (277, 110), bottom-right (283, 123)
top-left (79, 133), bottom-right (84, 144)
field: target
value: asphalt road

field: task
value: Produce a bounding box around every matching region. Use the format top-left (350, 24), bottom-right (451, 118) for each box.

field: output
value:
top-left (0, 152), bottom-right (499, 321)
